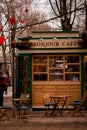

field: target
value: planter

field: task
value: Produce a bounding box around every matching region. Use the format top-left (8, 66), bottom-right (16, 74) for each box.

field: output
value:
top-left (11, 41), bottom-right (32, 49)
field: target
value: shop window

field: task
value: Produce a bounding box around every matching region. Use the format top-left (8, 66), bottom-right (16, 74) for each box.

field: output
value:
top-left (65, 74), bottom-right (80, 81)
top-left (49, 56), bottom-right (63, 81)
top-left (33, 65), bottom-right (47, 72)
top-left (65, 56), bottom-right (80, 81)
top-left (33, 56), bottom-right (47, 81)
top-left (65, 65), bottom-right (79, 72)
top-left (65, 56), bottom-right (79, 63)
top-left (34, 74), bottom-right (47, 81)
top-left (32, 55), bottom-right (80, 82)
top-left (49, 69), bottom-right (63, 81)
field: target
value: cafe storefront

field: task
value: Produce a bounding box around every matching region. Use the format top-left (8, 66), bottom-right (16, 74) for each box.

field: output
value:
top-left (12, 31), bottom-right (87, 108)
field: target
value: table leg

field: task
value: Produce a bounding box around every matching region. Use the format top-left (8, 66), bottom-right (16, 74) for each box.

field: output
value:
top-left (50, 104), bottom-right (58, 115)
top-left (62, 97), bottom-right (68, 109)
top-left (61, 97), bottom-right (71, 116)
top-left (51, 98), bottom-right (63, 116)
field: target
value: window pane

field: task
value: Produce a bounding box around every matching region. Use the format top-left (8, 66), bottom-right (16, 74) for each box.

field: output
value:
top-left (65, 56), bottom-right (79, 63)
top-left (34, 74), bottom-right (47, 81)
top-left (33, 56), bottom-right (47, 63)
top-left (65, 65), bottom-right (80, 72)
top-left (49, 56), bottom-right (63, 68)
top-left (65, 74), bottom-right (79, 81)
top-left (33, 65), bottom-right (47, 72)
top-left (49, 70), bottom-right (63, 81)
top-left (32, 55), bottom-right (80, 82)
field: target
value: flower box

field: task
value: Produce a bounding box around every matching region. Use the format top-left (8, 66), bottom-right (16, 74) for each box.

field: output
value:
top-left (11, 41), bottom-right (32, 49)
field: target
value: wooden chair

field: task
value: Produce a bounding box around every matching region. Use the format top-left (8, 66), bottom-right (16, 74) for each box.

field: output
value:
top-left (43, 93), bottom-right (57, 116)
top-left (16, 97), bottom-right (30, 121)
top-left (72, 91), bottom-right (87, 116)
top-left (0, 106), bottom-right (12, 121)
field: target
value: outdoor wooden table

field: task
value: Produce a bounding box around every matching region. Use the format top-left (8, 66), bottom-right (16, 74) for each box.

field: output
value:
top-left (50, 95), bottom-right (71, 116)
top-left (12, 98), bottom-right (20, 105)
top-left (12, 98), bottom-right (30, 105)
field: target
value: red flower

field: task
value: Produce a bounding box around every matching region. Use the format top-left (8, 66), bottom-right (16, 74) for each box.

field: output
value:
top-left (0, 36), bottom-right (5, 45)
top-left (9, 18), bottom-right (16, 24)
top-left (0, 27), bottom-right (2, 31)
top-left (25, 8), bottom-right (29, 13)
top-left (20, 19), bottom-right (25, 24)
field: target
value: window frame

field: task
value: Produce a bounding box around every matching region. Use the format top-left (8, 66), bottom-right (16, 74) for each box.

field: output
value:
top-left (32, 54), bottom-right (81, 82)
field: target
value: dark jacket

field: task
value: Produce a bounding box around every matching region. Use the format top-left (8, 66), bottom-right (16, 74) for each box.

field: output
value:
top-left (0, 76), bottom-right (6, 93)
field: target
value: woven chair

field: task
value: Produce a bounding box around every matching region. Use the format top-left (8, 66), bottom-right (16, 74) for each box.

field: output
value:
top-left (43, 93), bottom-right (57, 116)
top-left (16, 97), bottom-right (30, 121)
top-left (72, 91), bottom-right (87, 116)
top-left (0, 106), bottom-right (12, 121)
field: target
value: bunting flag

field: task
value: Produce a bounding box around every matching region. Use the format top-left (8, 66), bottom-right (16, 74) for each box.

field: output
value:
top-left (9, 18), bottom-right (16, 24)
top-left (0, 36), bottom-right (5, 45)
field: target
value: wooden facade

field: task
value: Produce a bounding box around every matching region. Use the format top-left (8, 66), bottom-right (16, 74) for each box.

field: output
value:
top-left (13, 31), bottom-right (87, 108)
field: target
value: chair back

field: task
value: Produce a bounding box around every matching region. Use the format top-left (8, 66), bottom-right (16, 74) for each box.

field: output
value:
top-left (81, 90), bottom-right (87, 105)
top-left (19, 97), bottom-right (30, 106)
top-left (21, 93), bottom-right (30, 98)
top-left (43, 93), bottom-right (51, 103)
top-left (72, 90), bottom-right (87, 116)
top-left (16, 97), bottom-right (30, 121)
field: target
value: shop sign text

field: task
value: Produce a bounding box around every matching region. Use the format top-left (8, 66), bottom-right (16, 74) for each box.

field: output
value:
top-left (31, 40), bottom-right (81, 48)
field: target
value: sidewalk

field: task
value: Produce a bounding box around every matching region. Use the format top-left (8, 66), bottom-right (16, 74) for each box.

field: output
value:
top-left (0, 111), bottom-right (87, 130)
top-left (0, 87), bottom-right (87, 130)
top-left (4, 86), bottom-right (13, 106)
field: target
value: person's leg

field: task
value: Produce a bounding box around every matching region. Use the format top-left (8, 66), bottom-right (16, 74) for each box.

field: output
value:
top-left (0, 92), bottom-right (3, 106)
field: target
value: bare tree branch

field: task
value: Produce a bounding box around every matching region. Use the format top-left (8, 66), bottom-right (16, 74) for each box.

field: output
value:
top-left (16, 5), bottom-right (85, 30)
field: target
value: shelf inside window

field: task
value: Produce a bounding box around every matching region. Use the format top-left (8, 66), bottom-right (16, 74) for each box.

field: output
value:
top-left (65, 74), bottom-right (79, 81)
top-left (32, 55), bottom-right (80, 82)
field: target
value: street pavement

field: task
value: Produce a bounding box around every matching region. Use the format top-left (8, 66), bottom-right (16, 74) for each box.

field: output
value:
top-left (0, 87), bottom-right (87, 130)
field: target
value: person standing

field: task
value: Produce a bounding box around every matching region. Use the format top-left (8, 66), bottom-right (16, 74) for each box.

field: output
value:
top-left (0, 72), bottom-right (7, 106)
top-left (3, 73), bottom-right (10, 94)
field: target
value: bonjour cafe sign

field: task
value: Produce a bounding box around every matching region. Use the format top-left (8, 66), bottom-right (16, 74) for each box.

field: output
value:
top-left (31, 39), bottom-right (81, 48)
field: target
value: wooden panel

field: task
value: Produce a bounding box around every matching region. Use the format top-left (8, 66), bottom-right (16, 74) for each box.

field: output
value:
top-left (32, 83), bottom-right (81, 107)
top-left (43, 85), bottom-right (56, 91)
top-left (32, 92), bottom-right (43, 106)
top-left (56, 85), bottom-right (68, 93)
top-left (68, 84), bottom-right (81, 102)
top-left (69, 91), bottom-right (81, 101)
top-left (33, 85), bottom-right (43, 91)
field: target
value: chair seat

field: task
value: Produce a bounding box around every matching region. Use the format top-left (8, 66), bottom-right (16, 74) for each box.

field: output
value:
top-left (71, 91), bottom-right (87, 116)
top-left (43, 93), bottom-right (58, 116)
top-left (72, 100), bottom-right (81, 105)
top-left (18, 106), bottom-right (29, 110)
top-left (72, 100), bottom-right (86, 110)
top-left (0, 106), bottom-right (12, 109)
top-left (15, 97), bottom-right (30, 121)
top-left (44, 102), bottom-right (56, 106)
